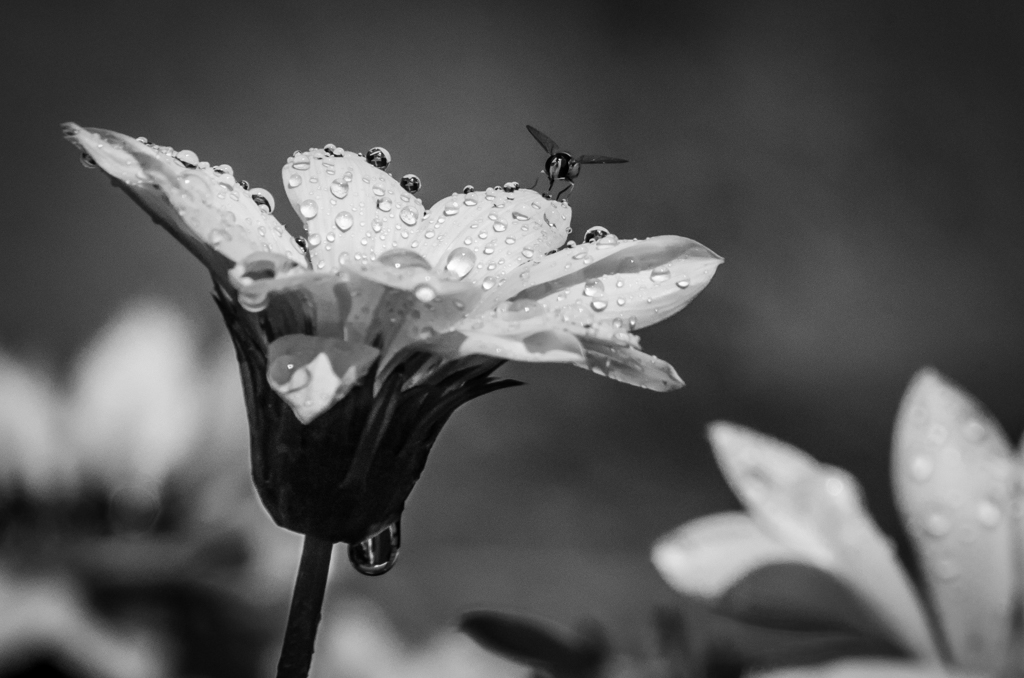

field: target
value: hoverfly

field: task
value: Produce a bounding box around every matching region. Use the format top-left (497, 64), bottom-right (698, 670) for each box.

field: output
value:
top-left (526, 125), bottom-right (627, 199)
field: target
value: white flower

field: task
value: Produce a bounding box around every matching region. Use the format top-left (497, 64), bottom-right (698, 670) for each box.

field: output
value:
top-left (652, 368), bottom-right (1020, 678)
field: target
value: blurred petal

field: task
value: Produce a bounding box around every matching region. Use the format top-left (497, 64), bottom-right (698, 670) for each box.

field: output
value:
top-left (64, 124), bottom-right (305, 273)
top-left (709, 422), bottom-right (940, 661)
top-left (753, 658), bottom-right (980, 678)
top-left (266, 334), bottom-right (379, 424)
top-left (653, 512), bottom-right (805, 599)
top-left (577, 337), bottom-right (682, 391)
top-left (0, 352), bottom-right (69, 496)
top-left (452, 328), bottom-right (587, 364)
top-left (280, 146), bottom-right (422, 272)
top-left (891, 368), bottom-right (1016, 672)
top-left (413, 187), bottom-right (571, 287)
top-left (508, 235), bottom-right (722, 331)
top-left (69, 302), bottom-right (204, 489)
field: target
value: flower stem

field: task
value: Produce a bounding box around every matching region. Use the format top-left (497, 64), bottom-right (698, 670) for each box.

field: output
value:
top-left (276, 535), bottom-right (333, 678)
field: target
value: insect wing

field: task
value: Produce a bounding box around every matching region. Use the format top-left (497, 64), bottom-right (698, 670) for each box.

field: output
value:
top-left (577, 154), bottom-right (628, 164)
top-left (526, 125), bottom-right (560, 154)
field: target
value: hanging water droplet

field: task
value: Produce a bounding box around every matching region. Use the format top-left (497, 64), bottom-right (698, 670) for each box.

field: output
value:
top-left (443, 200), bottom-right (460, 216)
top-left (481, 276), bottom-right (496, 290)
top-left (400, 174), bottom-right (421, 194)
top-left (445, 248), bottom-right (476, 280)
top-left (250, 187), bottom-right (275, 213)
top-left (377, 197), bottom-right (393, 212)
top-left (379, 249), bottom-right (432, 270)
top-left (399, 207), bottom-right (419, 226)
top-left (676, 276), bottom-right (691, 289)
top-left (976, 499), bottom-right (1002, 528)
top-left (299, 200), bottom-right (319, 219)
top-left (80, 153), bottom-right (97, 168)
top-left (583, 279), bottom-right (604, 297)
top-left (330, 179), bottom-right (349, 199)
top-left (348, 522), bottom-right (400, 576)
top-left (335, 211), bottom-right (354, 232)
top-left (909, 456), bottom-right (934, 482)
top-left (650, 266), bottom-right (671, 283)
top-left (288, 174), bottom-right (302, 188)
top-left (176, 149), bottom-right (199, 167)
top-left (414, 283), bottom-right (437, 302)
top-left (584, 226), bottom-right (610, 243)
top-left (924, 511), bottom-right (952, 538)
top-left (591, 299), bottom-right (608, 312)
top-left (366, 147), bottom-right (391, 170)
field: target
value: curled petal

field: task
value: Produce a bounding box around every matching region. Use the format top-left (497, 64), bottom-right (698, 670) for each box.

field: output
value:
top-left (891, 369), bottom-right (1015, 673)
top-left (412, 187), bottom-right (571, 287)
top-left (653, 512), bottom-right (805, 599)
top-left (578, 338), bottom-right (682, 391)
top-left (280, 146), bottom-right (421, 272)
top-left (266, 335), bottom-right (379, 424)
top-left (64, 124), bottom-right (305, 275)
top-left (709, 422), bottom-right (940, 661)
top-left (507, 236), bottom-right (721, 330)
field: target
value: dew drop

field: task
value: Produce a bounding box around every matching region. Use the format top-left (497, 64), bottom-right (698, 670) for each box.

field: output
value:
top-left (299, 200), bottom-right (319, 219)
top-left (414, 284), bottom-right (437, 302)
top-left (583, 279), bottom-right (604, 297)
top-left (208, 228), bottom-right (229, 245)
top-left (379, 249), bottom-right (431, 270)
top-left (512, 211), bottom-right (530, 221)
top-left (399, 207), bottom-right (419, 225)
top-left (307, 233), bottom-right (322, 247)
top-left (176, 149), bottom-right (199, 167)
top-left (288, 174), bottom-right (302, 188)
top-left (591, 299), bottom-right (608, 312)
top-left (366, 147), bottom-right (391, 170)
top-left (977, 499), bottom-right (1002, 528)
top-left (443, 200), bottom-right (460, 216)
top-left (334, 211), bottom-right (354, 232)
top-left (445, 248), bottom-right (476, 280)
top-left (348, 522), bottom-right (400, 576)
top-left (377, 197), bottom-right (393, 212)
top-left (676, 276), bottom-right (691, 289)
top-left (250, 187), bottom-right (275, 213)
top-left (330, 180), bottom-right (349, 199)
top-left (962, 419), bottom-right (987, 442)
top-left (503, 181), bottom-right (520, 192)
top-left (492, 219), bottom-right (508, 233)
top-left (650, 266), bottom-right (671, 283)
top-left (909, 456), bottom-right (934, 482)
top-left (924, 511), bottom-right (952, 538)
top-left (584, 226), bottom-right (610, 243)
top-left (400, 174), bottom-right (421, 194)
top-left (481, 276), bottom-right (496, 290)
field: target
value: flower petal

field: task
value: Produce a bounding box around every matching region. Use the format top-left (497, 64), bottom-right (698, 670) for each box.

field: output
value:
top-left (412, 187), bottom-right (571, 287)
top-left (442, 329), bottom-right (587, 364)
top-left (266, 335), bottom-right (379, 424)
top-left (753, 659), bottom-right (980, 678)
top-left (506, 235), bottom-right (721, 331)
top-left (653, 511), bottom-right (806, 599)
top-left (280, 146), bottom-right (424, 272)
top-left (577, 337), bottom-right (683, 391)
top-left (64, 124), bottom-right (305, 274)
top-left (709, 422), bottom-right (941, 661)
top-left (891, 368), bottom-right (1016, 673)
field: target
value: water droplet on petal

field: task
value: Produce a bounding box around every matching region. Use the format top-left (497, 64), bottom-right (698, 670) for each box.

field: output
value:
top-left (335, 211), bottom-right (354, 232)
top-left (250, 187), bottom-right (275, 213)
top-left (522, 248), bottom-right (534, 258)
top-left (366, 147), bottom-right (391, 170)
top-left (348, 522), bottom-right (400, 576)
top-left (377, 197), bottom-right (393, 212)
top-left (492, 219), bottom-right (507, 233)
top-left (176, 149), bottom-right (199, 167)
top-left (299, 200), bottom-right (319, 219)
top-left (379, 249), bottom-right (432, 270)
top-left (400, 174), bottom-right (421, 194)
top-left (583, 279), bottom-right (604, 297)
top-left (596, 234), bottom-right (619, 248)
top-left (481, 276), bottom-right (496, 290)
top-left (962, 419), bottom-right (987, 442)
top-left (208, 228), bottom-right (229, 245)
top-left (80, 153), bottom-right (97, 168)
top-left (977, 499), bottom-right (1002, 528)
top-left (676, 276), bottom-right (690, 289)
top-left (503, 181), bottom-right (520, 192)
top-left (444, 248), bottom-right (476, 280)
top-left (288, 174), bottom-right (302, 188)
top-left (650, 266), bottom-right (671, 283)
top-left (399, 207), bottom-right (419, 225)
top-left (414, 283), bottom-right (437, 302)
top-left (924, 511), bottom-right (952, 538)
top-left (591, 299), bottom-right (608, 312)
top-left (330, 179), bottom-right (349, 199)
top-left (307, 233), bottom-right (322, 247)
top-left (584, 226), bottom-right (610, 243)
top-left (443, 200), bottom-right (460, 216)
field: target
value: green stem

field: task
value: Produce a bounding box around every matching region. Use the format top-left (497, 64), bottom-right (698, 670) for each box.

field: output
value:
top-left (276, 535), bottom-right (333, 678)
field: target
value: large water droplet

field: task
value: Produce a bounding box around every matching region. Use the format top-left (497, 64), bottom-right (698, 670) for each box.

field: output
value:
top-left (377, 197), bottom-right (393, 212)
top-left (584, 226), bottom-right (610, 243)
top-left (176, 149), bottom-right (199, 167)
top-left (596, 234), bottom-right (619, 248)
top-left (299, 199), bottom-right (319, 219)
top-left (372, 184), bottom-right (386, 197)
top-left (962, 419), bottom-right (987, 442)
top-left (650, 266), bottom-right (671, 283)
top-left (590, 299), bottom-right (608, 312)
top-left (250, 187), bottom-right (275, 213)
top-left (400, 174), bottom-right (421, 194)
top-left (330, 179), bottom-right (349, 199)
top-left (443, 200), bottom-right (460, 216)
top-left (583, 279), bottom-right (604, 297)
top-left (366, 147), bottom-right (391, 170)
top-left (208, 228), bottom-right (229, 246)
top-left (414, 284), bottom-right (437, 302)
top-left (335, 211), bottom-right (354, 232)
top-left (288, 174), bottom-right (302, 188)
top-left (399, 207), bottom-right (419, 226)
top-left (445, 248), bottom-right (476, 280)
top-left (379, 249), bottom-right (431, 270)
top-left (348, 522), bottom-right (400, 576)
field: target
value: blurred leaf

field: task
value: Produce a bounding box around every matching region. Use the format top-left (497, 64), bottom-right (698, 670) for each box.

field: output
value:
top-left (460, 610), bottom-right (607, 678)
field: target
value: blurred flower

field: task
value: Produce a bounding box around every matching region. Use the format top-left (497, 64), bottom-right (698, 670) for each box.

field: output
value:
top-left (64, 124), bottom-right (722, 556)
top-left (652, 368), bottom-right (1023, 678)
top-left (0, 301), bottom-right (299, 677)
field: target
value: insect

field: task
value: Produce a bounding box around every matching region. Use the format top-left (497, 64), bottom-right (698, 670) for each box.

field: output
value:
top-left (526, 125), bottom-right (627, 199)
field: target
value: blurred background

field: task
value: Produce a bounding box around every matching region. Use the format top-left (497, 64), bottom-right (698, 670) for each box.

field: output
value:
top-left (1, 1), bottom-right (1022, 676)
